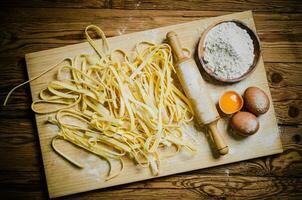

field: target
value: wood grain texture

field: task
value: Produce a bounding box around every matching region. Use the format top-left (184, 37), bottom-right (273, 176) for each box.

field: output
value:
top-left (24, 11), bottom-right (282, 198)
top-left (1, 0), bottom-right (108, 9)
top-left (2, 62), bottom-right (302, 125)
top-left (0, 123), bottom-right (300, 197)
top-left (110, 0), bottom-right (302, 13)
top-left (1, 172), bottom-right (302, 199)
top-left (0, 9), bottom-right (301, 121)
top-left (0, 1), bottom-right (302, 199)
top-left (0, 117), bottom-right (299, 175)
top-left (1, 0), bottom-right (302, 13)
top-left (0, 9), bottom-right (301, 62)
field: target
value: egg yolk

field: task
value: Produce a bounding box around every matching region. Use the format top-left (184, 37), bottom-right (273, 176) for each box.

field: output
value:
top-left (219, 91), bottom-right (243, 114)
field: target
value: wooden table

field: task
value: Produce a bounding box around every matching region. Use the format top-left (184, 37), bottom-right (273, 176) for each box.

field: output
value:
top-left (0, 1), bottom-right (301, 199)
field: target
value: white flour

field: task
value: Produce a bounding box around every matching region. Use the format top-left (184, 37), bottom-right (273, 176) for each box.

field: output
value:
top-left (203, 22), bottom-right (254, 79)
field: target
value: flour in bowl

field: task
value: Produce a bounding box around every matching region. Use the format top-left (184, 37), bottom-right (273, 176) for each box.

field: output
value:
top-left (203, 22), bottom-right (254, 79)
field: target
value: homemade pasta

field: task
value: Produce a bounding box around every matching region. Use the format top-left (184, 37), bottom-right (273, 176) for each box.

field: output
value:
top-left (5, 25), bottom-right (196, 179)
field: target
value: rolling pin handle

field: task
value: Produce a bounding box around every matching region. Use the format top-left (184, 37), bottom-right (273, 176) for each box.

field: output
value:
top-left (208, 120), bottom-right (229, 155)
top-left (167, 31), bottom-right (229, 156)
top-left (166, 31), bottom-right (186, 61)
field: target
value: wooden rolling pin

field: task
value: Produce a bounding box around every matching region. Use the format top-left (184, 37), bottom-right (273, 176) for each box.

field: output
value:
top-left (167, 31), bottom-right (229, 155)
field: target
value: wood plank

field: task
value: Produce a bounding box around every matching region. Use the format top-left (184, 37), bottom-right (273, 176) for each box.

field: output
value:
top-left (1, 0), bottom-right (301, 13)
top-left (0, 9), bottom-right (301, 62)
top-left (0, 8), bottom-right (301, 199)
top-left (111, 0), bottom-right (302, 13)
top-left (0, 14), bottom-right (302, 118)
top-left (1, 174), bottom-right (302, 200)
top-left (0, 171), bottom-right (45, 191)
top-left (0, 116), bottom-right (300, 175)
top-left (266, 63), bottom-right (302, 125)
top-left (0, 190), bottom-right (45, 200)
top-left (0, 0), bottom-right (108, 9)
top-left (1, 147), bottom-right (301, 179)
top-left (274, 100), bottom-right (302, 125)
top-left (267, 63), bottom-right (302, 87)
top-left (0, 122), bottom-right (300, 198)
top-left (0, 10), bottom-right (301, 121)
top-left (24, 11), bottom-right (283, 197)
top-left (1, 166), bottom-right (302, 199)
top-left (0, 118), bottom-right (41, 171)
top-left (1, 8), bottom-right (300, 24)
top-left (2, 60), bottom-right (302, 125)
top-left (0, 2), bottom-right (300, 200)
top-left (0, 57), bottom-right (32, 118)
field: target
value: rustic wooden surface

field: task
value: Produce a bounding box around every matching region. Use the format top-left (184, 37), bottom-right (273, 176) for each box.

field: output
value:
top-left (0, 0), bottom-right (301, 199)
top-left (25, 11), bottom-right (283, 198)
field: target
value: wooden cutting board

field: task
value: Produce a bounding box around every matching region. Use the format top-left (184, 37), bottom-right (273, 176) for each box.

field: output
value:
top-left (25, 10), bottom-right (283, 198)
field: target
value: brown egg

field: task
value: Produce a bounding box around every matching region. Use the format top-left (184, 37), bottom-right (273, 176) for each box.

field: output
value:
top-left (244, 87), bottom-right (270, 116)
top-left (230, 111), bottom-right (259, 136)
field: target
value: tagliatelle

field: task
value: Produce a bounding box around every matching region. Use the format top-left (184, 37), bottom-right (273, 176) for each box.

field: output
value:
top-left (5, 25), bottom-right (197, 179)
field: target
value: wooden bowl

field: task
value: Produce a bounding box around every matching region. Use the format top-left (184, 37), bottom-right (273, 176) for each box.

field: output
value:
top-left (197, 20), bottom-right (261, 83)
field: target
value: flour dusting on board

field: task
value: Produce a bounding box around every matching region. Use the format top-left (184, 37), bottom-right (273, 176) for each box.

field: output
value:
top-left (81, 155), bottom-right (106, 181)
top-left (46, 117), bottom-right (60, 136)
top-left (143, 29), bottom-right (160, 43)
top-left (117, 26), bottom-right (127, 36)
